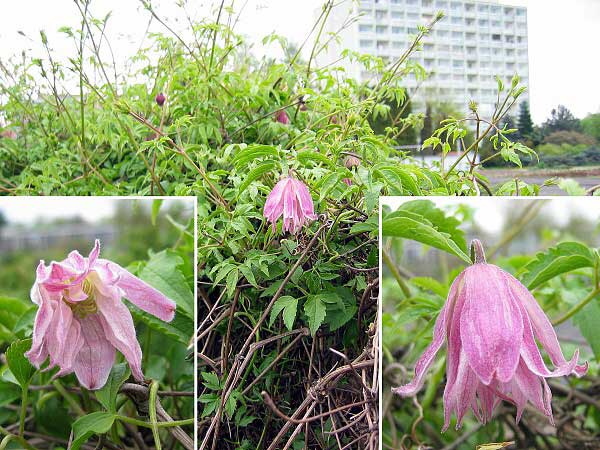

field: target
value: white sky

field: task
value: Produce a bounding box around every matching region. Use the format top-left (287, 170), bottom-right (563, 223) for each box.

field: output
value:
top-left (0, 197), bottom-right (192, 225)
top-left (1, 0), bottom-right (598, 123)
top-left (381, 196), bottom-right (600, 235)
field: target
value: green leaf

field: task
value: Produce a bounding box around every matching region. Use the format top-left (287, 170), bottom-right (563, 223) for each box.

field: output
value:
top-left (128, 305), bottom-right (193, 345)
top-left (237, 160), bottom-right (277, 197)
top-left (520, 242), bottom-right (596, 290)
top-left (382, 207), bottom-right (470, 264)
top-left (231, 144), bottom-right (279, 170)
top-left (6, 339), bottom-right (34, 389)
top-left (269, 296), bottom-right (298, 331)
top-left (71, 412), bottom-right (116, 450)
top-left (201, 372), bottom-right (222, 391)
top-left (304, 295), bottom-right (327, 336)
top-left (151, 199), bottom-right (163, 225)
top-left (394, 200), bottom-right (467, 252)
top-left (95, 363), bottom-right (130, 413)
top-left (574, 301), bottom-right (600, 361)
top-left (138, 250), bottom-right (194, 319)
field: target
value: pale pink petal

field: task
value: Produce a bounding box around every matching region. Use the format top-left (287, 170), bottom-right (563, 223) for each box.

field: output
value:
top-left (53, 316), bottom-right (83, 378)
top-left (98, 261), bottom-right (176, 322)
top-left (25, 285), bottom-right (55, 367)
top-left (443, 348), bottom-right (478, 431)
top-left (460, 264), bottom-right (523, 385)
top-left (45, 300), bottom-right (74, 371)
top-left (504, 271), bottom-right (588, 377)
top-left (96, 292), bottom-right (144, 381)
top-left (73, 314), bottom-right (116, 390)
top-left (393, 272), bottom-right (465, 398)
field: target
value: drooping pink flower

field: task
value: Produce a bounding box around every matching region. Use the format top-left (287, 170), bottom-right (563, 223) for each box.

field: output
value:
top-left (263, 176), bottom-right (317, 234)
top-left (392, 239), bottom-right (587, 430)
top-left (1, 129), bottom-right (17, 139)
top-left (25, 240), bottom-right (176, 390)
top-left (342, 178), bottom-right (352, 186)
top-left (275, 110), bottom-right (290, 125)
top-left (155, 93), bottom-right (166, 106)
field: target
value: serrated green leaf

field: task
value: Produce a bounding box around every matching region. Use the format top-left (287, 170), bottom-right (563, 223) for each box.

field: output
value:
top-left (573, 301), bottom-right (600, 361)
top-left (383, 207), bottom-right (470, 263)
top-left (237, 160), bottom-right (276, 197)
top-left (95, 363), bottom-right (130, 413)
top-left (304, 295), bottom-right (327, 336)
top-left (269, 296), bottom-right (298, 331)
top-left (520, 242), bottom-right (595, 290)
top-left (6, 339), bottom-right (34, 389)
top-left (138, 250), bottom-right (194, 319)
top-left (71, 412), bottom-right (115, 450)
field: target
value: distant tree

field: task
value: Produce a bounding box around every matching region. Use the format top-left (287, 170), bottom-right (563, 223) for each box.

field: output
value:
top-left (543, 105), bottom-right (580, 133)
top-left (369, 93), bottom-right (417, 145)
top-left (581, 113), bottom-right (600, 142)
top-left (420, 103), bottom-right (433, 144)
top-left (517, 101), bottom-right (534, 138)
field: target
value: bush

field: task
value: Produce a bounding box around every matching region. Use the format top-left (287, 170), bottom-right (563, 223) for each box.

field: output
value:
top-left (536, 146), bottom-right (600, 167)
top-left (536, 142), bottom-right (588, 156)
top-left (542, 130), bottom-right (596, 146)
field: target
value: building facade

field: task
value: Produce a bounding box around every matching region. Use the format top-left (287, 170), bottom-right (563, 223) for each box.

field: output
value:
top-left (320, 0), bottom-right (529, 120)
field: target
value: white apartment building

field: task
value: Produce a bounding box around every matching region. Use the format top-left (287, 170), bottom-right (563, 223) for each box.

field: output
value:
top-left (320, 0), bottom-right (529, 120)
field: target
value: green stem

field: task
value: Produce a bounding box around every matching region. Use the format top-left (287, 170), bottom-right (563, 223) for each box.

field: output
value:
top-left (52, 380), bottom-right (86, 416)
top-left (115, 415), bottom-right (194, 429)
top-left (149, 381), bottom-right (161, 450)
top-left (552, 288), bottom-right (600, 326)
top-left (0, 427), bottom-right (36, 450)
top-left (18, 387), bottom-right (27, 436)
top-left (382, 248), bottom-right (410, 298)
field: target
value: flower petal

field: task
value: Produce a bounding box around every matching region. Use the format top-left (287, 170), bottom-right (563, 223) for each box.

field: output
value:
top-left (25, 285), bottom-right (55, 367)
top-left (96, 291), bottom-right (144, 381)
top-left (504, 270), bottom-right (588, 377)
top-left (393, 272), bottom-right (465, 398)
top-left (73, 314), bottom-right (116, 390)
top-left (100, 261), bottom-right (176, 322)
top-left (460, 264), bottom-right (523, 385)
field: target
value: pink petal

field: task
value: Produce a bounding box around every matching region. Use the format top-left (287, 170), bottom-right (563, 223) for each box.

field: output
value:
top-left (53, 315), bottom-right (83, 378)
top-left (100, 261), bottom-right (176, 322)
top-left (96, 291), bottom-right (144, 381)
top-left (73, 314), bottom-right (116, 390)
top-left (45, 300), bottom-right (74, 371)
top-left (443, 348), bottom-right (478, 431)
top-left (393, 272), bottom-right (465, 398)
top-left (25, 285), bottom-right (55, 367)
top-left (504, 271), bottom-right (588, 377)
top-left (460, 264), bottom-right (523, 385)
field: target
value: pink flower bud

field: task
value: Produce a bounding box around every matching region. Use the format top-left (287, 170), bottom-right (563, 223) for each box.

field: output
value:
top-left (344, 155), bottom-right (361, 169)
top-left (342, 178), bottom-right (352, 186)
top-left (275, 110), bottom-right (289, 125)
top-left (392, 239), bottom-right (588, 430)
top-left (155, 93), bottom-right (166, 106)
top-left (263, 176), bottom-right (316, 234)
top-left (299, 102), bottom-right (307, 111)
top-left (26, 240), bottom-right (176, 390)
top-left (1, 130), bottom-right (17, 139)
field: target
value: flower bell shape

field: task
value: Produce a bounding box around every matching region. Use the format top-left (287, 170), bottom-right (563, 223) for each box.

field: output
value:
top-left (275, 110), bottom-right (290, 125)
top-left (392, 240), bottom-right (588, 430)
top-left (25, 240), bottom-right (176, 390)
top-left (344, 155), bottom-right (361, 169)
top-left (263, 175), bottom-right (317, 234)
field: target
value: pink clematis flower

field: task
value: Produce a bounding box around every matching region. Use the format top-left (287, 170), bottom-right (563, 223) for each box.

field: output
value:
top-left (392, 239), bottom-right (588, 430)
top-left (275, 109), bottom-right (290, 125)
top-left (25, 240), bottom-right (176, 390)
top-left (263, 175), bottom-right (317, 234)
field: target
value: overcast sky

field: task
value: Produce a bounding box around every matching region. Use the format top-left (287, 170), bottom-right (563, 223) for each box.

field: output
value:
top-left (1, 0), bottom-right (598, 123)
top-left (0, 197), bottom-right (191, 224)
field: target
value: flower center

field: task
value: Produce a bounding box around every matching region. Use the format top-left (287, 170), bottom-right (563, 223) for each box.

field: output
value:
top-left (66, 278), bottom-right (98, 319)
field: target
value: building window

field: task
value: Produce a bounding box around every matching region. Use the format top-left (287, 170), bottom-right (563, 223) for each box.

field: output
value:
top-left (437, 29), bottom-right (450, 37)
top-left (479, 19), bottom-right (489, 27)
top-left (451, 2), bottom-right (462, 10)
top-left (377, 40), bottom-right (389, 49)
top-left (491, 20), bottom-right (501, 27)
top-left (376, 10), bottom-right (388, 20)
top-left (436, 0), bottom-right (449, 8)
top-left (438, 44), bottom-right (450, 52)
top-left (376, 25), bottom-right (388, 33)
top-left (393, 41), bottom-right (405, 48)
top-left (465, 32), bottom-right (476, 40)
top-left (392, 26), bottom-right (403, 34)
top-left (359, 24), bottom-right (373, 32)
top-left (392, 11), bottom-right (403, 18)
top-left (452, 44), bottom-right (463, 52)
top-left (360, 9), bottom-right (372, 18)
top-left (516, 8), bottom-right (526, 16)
top-left (492, 33), bottom-right (502, 41)
top-left (452, 31), bottom-right (463, 39)
top-left (491, 5), bottom-right (501, 14)
top-left (480, 47), bottom-right (490, 55)
top-left (478, 4), bottom-right (489, 12)
top-left (360, 39), bottom-right (374, 48)
top-left (451, 17), bottom-right (463, 25)
top-left (453, 60), bottom-right (464, 68)
top-left (407, 12), bottom-right (419, 20)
